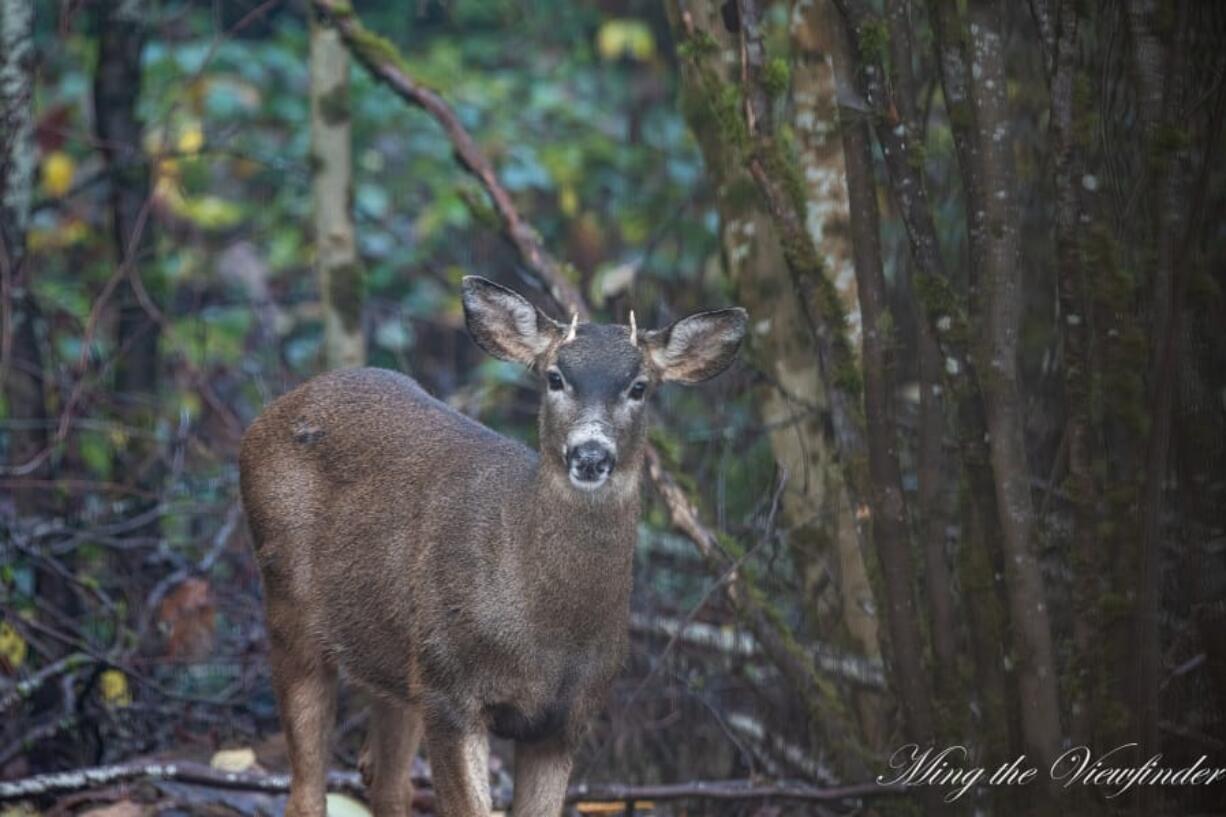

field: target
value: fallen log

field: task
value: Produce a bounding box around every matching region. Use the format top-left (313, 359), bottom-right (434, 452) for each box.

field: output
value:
top-left (0, 761), bottom-right (904, 807)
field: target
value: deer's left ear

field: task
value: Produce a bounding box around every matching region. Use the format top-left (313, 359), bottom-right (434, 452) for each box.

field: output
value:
top-left (641, 307), bottom-right (748, 384)
top-left (462, 276), bottom-right (564, 365)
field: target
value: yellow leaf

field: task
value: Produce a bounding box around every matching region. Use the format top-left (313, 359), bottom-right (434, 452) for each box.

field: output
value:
top-left (596, 19), bottom-right (655, 62)
top-left (177, 123), bottom-right (204, 156)
top-left (0, 622), bottom-right (26, 670)
top-left (179, 195), bottom-right (243, 229)
top-left (210, 747), bottom-right (256, 772)
top-left (559, 185), bottom-right (579, 217)
top-left (100, 669), bottom-right (132, 707)
top-left (42, 151), bottom-right (75, 197)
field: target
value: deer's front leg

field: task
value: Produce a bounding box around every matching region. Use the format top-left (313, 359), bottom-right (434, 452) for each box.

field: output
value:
top-left (361, 698), bottom-right (424, 817)
top-left (424, 718), bottom-right (491, 817)
top-left (510, 737), bottom-right (573, 817)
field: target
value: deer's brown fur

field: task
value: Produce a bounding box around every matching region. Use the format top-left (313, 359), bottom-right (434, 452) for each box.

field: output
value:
top-left (240, 277), bottom-right (745, 817)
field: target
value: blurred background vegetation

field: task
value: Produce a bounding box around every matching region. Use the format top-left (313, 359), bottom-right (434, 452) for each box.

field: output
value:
top-left (1, 1), bottom-right (1224, 816)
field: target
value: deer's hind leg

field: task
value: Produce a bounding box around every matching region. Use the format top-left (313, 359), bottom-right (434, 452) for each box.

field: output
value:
top-left (265, 591), bottom-right (338, 817)
top-left (359, 698), bottom-right (424, 817)
top-left (511, 736), bottom-right (573, 817)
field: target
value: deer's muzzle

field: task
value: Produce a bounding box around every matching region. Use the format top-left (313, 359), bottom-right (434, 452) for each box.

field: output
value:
top-left (566, 440), bottom-right (616, 488)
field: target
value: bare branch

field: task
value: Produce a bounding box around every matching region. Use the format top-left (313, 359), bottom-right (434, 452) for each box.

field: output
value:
top-left (310, 0), bottom-right (587, 320)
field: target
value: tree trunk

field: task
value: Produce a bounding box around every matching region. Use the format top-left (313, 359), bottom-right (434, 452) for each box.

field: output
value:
top-left (787, 0), bottom-right (886, 753)
top-left (310, 9), bottom-right (364, 370)
top-left (1130, 2), bottom-right (1192, 806)
top-left (1049, 0), bottom-right (1099, 758)
top-left (965, 0), bottom-right (1063, 778)
top-left (672, 0), bottom-right (941, 782)
top-left (883, 0), bottom-right (961, 718)
top-left (94, 0), bottom-right (161, 512)
top-left (1, 0), bottom-right (48, 514)
top-left (668, 0), bottom-right (885, 768)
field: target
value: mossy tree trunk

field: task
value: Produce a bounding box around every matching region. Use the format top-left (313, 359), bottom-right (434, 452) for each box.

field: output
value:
top-left (963, 0), bottom-right (1064, 781)
top-left (310, 9), bottom-right (364, 370)
top-left (669, 1), bottom-right (946, 795)
top-left (785, 0), bottom-right (890, 754)
top-left (671, 0), bottom-right (887, 765)
top-left (0, 0), bottom-right (48, 515)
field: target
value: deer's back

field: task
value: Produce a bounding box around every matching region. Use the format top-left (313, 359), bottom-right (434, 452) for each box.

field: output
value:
top-left (239, 367), bottom-right (538, 694)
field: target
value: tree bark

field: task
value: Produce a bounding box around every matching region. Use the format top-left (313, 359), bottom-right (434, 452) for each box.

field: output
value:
top-left (883, 0), bottom-right (961, 715)
top-left (1049, 0), bottom-right (1094, 749)
top-left (1129, 0), bottom-right (1192, 800)
top-left (665, 0), bottom-right (877, 773)
top-left (0, 0), bottom-right (48, 514)
top-left (310, 8), bottom-right (364, 370)
top-left (670, 0), bottom-right (940, 771)
top-left (836, 0), bottom-right (1020, 770)
top-left (94, 0), bottom-right (160, 508)
top-left (825, 11), bottom-right (938, 755)
top-left (964, 0), bottom-right (1063, 777)
top-left (786, 0), bottom-right (887, 753)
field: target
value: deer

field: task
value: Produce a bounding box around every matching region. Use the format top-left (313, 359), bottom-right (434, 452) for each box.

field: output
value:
top-left (239, 276), bottom-right (747, 817)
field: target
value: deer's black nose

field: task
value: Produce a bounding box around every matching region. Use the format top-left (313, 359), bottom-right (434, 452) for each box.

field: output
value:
top-left (567, 441), bottom-right (615, 483)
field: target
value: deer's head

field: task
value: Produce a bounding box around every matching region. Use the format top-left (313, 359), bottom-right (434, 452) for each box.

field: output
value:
top-left (462, 276), bottom-right (746, 493)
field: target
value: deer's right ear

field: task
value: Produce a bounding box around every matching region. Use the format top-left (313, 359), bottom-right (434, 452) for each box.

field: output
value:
top-left (462, 276), bottom-right (563, 365)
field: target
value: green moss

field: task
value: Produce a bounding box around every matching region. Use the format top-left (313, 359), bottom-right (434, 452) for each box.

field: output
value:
top-left (858, 17), bottom-right (890, 63)
top-left (677, 29), bottom-right (719, 60)
top-left (948, 100), bottom-right (974, 132)
top-left (457, 186), bottom-right (498, 229)
top-left (762, 57), bottom-right (790, 98)
top-left (913, 272), bottom-right (971, 351)
top-left (340, 12), bottom-right (415, 77)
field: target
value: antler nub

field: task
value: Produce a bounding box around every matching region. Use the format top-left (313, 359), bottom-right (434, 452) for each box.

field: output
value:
top-left (629, 310), bottom-right (637, 345)
top-left (564, 312), bottom-right (578, 343)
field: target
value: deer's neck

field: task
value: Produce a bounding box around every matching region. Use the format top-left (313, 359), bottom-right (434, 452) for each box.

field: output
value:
top-left (517, 455), bottom-right (641, 575)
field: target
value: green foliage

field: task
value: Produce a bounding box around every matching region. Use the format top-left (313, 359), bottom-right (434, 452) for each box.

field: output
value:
top-left (762, 57), bottom-right (790, 98)
top-left (857, 17), bottom-right (890, 63)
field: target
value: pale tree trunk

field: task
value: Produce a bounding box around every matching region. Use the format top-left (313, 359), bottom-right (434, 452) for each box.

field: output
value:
top-left (0, 0), bottom-right (48, 514)
top-left (965, 0), bottom-right (1063, 779)
top-left (310, 12), bottom-right (363, 370)
top-left (786, 0), bottom-right (885, 752)
top-left (666, 0), bottom-right (879, 774)
top-left (674, 0), bottom-right (942, 785)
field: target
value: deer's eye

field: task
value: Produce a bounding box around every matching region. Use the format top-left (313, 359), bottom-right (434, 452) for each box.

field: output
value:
top-left (628, 381), bottom-right (647, 401)
top-left (547, 371), bottom-right (565, 392)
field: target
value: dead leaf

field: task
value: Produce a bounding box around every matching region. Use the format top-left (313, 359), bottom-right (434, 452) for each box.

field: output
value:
top-left (210, 747), bottom-right (257, 773)
top-left (158, 578), bottom-right (216, 660)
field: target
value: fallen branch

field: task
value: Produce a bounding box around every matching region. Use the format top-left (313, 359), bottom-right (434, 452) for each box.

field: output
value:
top-left (0, 761), bottom-right (902, 806)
